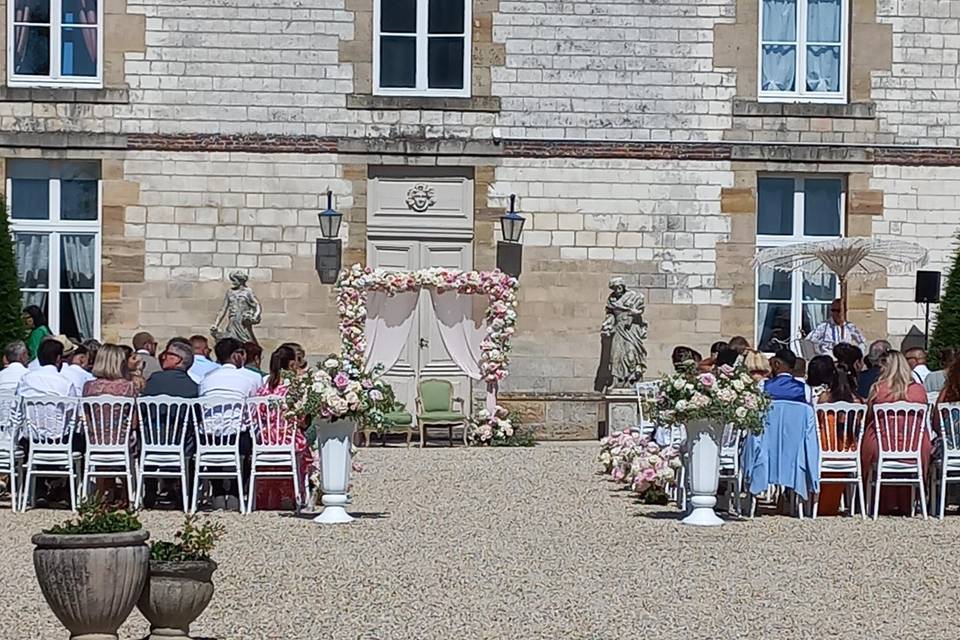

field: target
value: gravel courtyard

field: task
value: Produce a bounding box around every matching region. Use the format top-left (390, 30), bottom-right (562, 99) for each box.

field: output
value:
top-left (1, 442), bottom-right (956, 640)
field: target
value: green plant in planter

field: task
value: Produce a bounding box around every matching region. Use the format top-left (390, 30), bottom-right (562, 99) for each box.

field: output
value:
top-left (44, 494), bottom-right (142, 535)
top-left (149, 515), bottom-right (225, 562)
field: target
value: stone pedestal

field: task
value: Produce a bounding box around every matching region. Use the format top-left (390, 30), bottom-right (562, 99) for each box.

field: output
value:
top-left (603, 389), bottom-right (640, 436)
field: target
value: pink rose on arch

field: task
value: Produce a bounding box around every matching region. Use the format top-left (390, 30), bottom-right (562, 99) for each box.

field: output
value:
top-left (333, 372), bottom-right (350, 389)
top-left (642, 468), bottom-right (657, 482)
top-left (698, 373), bottom-right (717, 388)
top-left (719, 364), bottom-right (735, 377)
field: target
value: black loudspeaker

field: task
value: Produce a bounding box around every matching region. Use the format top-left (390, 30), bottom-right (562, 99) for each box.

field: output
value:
top-left (496, 241), bottom-right (523, 278)
top-left (916, 270), bottom-right (941, 304)
top-left (315, 238), bottom-right (342, 285)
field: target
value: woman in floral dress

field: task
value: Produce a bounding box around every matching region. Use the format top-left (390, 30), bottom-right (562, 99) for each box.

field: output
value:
top-left (253, 345), bottom-right (313, 510)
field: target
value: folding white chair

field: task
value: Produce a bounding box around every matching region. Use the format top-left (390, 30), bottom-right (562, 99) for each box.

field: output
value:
top-left (936, 403), bottom-right (960, 519)
top-left (0, 394), bottom-right (23, 510)
top-left (192, 396), bottom-right (247, 514)
top-left (871, 402), bottom-right (928, 520)
top-left (137, 395), bottom-right (196, 512)
top-left (79, 396), bottom-right (137, 503)
top-left (719, 424), bottom-right (744, 516)
top-left (20, 395), bottom-right (80, 512)
top-left (813, 402), bottom-right (867, 519)
top-left (247, 396), bottom-right (303, 513)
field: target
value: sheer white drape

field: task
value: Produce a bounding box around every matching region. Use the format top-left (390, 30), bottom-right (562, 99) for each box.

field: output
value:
top-left (61, 234), bottom-right (95, 339)
top-left (363, 291), bottom-right (419, 374)
top-left (761, 0), bottom-right (797, 92)
top-left (15, 233), bottom-right (48, 312)
top-left (805, 0), bottom-right (841, 92)
top-left (429, 290), bottom-right (497, 412)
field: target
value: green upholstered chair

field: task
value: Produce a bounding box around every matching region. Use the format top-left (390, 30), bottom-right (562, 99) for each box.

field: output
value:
top-left (416, 379), bottom-right (467, 447)
top-left (362, 410), bottom-right (416, 447)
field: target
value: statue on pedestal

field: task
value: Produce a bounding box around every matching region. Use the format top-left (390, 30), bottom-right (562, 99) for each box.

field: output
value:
top-left (211, 271), bottom-right (262, 344)
top-left (594, 276), bottom-right (647, 391)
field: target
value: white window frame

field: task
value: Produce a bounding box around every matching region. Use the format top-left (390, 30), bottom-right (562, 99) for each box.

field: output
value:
top-left (6, 169), bottom-right (102, 340)
top-left (7, 0), bottom-right (104, 88)
top-left (373, 0), bottom-right (472, 98)
top-left (757, 0), bottom-right (848, 104)
top-left (755, 175), bottom-right (846, 350)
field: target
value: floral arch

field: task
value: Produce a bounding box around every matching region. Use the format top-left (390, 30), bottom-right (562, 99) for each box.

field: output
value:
top-left (335, 264), bottom-right (519, 413)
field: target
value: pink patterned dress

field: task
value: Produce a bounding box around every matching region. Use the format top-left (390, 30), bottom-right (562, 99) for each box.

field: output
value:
top-left (253, 381), bottom-right (313, 509)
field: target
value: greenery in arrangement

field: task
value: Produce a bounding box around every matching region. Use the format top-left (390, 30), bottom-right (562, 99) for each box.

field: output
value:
top-left (45, 494), bottom-right (142, 535)
top-left (0, 200), bottom-right (25, 347)
top-left (930, 232), bottom-right (960, 368)
top-left (149, 515), bottom-right (225, 563)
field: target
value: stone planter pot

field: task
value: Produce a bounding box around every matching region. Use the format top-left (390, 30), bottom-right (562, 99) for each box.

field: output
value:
top-left (137, 560), bottom-right (217, 640)
top-left (681, 418), bottom-right (724, 527)
top-left (313, 419), bottom-right (355, 524)
top-left (32, 529), bottom-right (149, 640)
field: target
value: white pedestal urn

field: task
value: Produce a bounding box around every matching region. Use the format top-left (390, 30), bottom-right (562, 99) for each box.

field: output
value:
top-left (681, 418), bottom-right (724, 527)
top-left (313, 419), bottom-right (355, 524)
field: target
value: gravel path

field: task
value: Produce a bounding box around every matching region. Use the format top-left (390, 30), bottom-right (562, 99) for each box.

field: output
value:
top-left (1, 442), bottom-right (957, 640)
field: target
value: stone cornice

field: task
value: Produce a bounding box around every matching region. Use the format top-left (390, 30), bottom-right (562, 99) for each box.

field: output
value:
top-left (0, 132), bottom-right (956, 167)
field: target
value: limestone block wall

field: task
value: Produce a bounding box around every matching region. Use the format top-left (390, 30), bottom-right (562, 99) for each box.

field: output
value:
top-left (493, 158), bottom-right (735, 390)
top-left (870, 165), bottom-right (960, 339)
top-left (873, 0), bottom-right (960, 146)
top-left (115, 151), bottom-right (349, 352)
top-left (491, 0), bottom-right (738, 141)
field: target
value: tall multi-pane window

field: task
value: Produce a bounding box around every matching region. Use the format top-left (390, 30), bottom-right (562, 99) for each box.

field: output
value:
top-left (374, 0), bottom-right (471, 97)
top-left (7, 160), bottom-right (101, 341)
top-left (8, 0), bottom-right (102, 87)
top-left (756, 175), bottom-right (844, 352)
top-left (759, 0), bottom-right (847, 103)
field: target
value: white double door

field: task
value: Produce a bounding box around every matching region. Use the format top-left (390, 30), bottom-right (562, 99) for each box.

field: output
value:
top-left (367, 239), bottom-right (473, 417)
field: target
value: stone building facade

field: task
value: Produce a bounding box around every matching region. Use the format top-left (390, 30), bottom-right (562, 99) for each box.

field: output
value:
top-left (2, 0), bottom-right (958, 438)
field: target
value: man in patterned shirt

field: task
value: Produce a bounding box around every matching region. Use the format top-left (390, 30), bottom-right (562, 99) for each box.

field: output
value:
top-left (808, 298), bottom-right (867, 356)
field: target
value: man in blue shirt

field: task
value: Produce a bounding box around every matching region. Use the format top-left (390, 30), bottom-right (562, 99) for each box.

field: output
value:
top-left (764, 349), bottom-right (810, 403)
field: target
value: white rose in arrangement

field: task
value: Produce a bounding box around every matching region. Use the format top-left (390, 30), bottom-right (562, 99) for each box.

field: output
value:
top-left (676, 400), bottom-right (688, 412)
top-left (673, 378), bottom-right (686, 390)
top-left (732, 379), bottom-right (745, 392)
top-left (735, 406), bottom-right (748, 419)
top-left (324, 358), bottom-right (339, 369)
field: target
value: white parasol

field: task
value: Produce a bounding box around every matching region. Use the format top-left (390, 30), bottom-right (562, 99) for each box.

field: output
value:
top-left (752, 237), bottom-right (929, 311)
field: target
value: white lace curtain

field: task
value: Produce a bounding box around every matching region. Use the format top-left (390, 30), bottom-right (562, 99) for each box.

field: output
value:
top-left (61, 234), bottom-right (95, 340)
top-left (15, 233), bottom-right (48, 313)
top-left (761, 0), bottom-right (841, 93)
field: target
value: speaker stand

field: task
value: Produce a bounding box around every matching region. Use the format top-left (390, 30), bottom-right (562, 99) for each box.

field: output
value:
top-left (924, 301), bottom-right (931, 350)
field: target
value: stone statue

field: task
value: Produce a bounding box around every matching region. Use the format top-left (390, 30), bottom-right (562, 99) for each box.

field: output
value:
top-left (211, 271), bottom-right (262, 344)
top-left (596, 276), bottom-right (647, 389)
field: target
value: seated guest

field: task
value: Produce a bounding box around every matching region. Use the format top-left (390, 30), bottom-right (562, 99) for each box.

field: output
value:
top-left (17, 338), bottom-right (78, 398)
top-left (743, 349), bottom-right (771, 382)
top-left (200, 338), bottom-right (261, 399)
top-left (833, 342), bottom-right (864, 375)
top-left (671, 346), bottom-right (701, 373)
top-left (806, 355), bottom-right (836, 402)
top-left (728, 336), bottom-right (751, 358)
top-left (764, 349), bottom-right (811, 403)
top-left (83, 344), bottom-right (138, 504)
top-left (808, 299), bottom-right (867, 356)
top-left (141, 340), bottom-right (199, 510)
top-left (119, 345), bottom-right (147, 394)
top-left (84, 344), bottom-right (138, 399)
top-left (0, 340), bottom-right (30, 394)
top-left (81, 339), bottom-right (100, 373)
top-left (132, 331), bottom-right (162, 381)
top-left (280, 342), bottom-right (308, 373)
top-left (245, 341), bottom-right (265, 377)
top-left (863, 350), bottom-right (930, 516)
top-left (715, 347), bottom-right (739, 369)
top-left (60, 342), bottom-right (93, 393)
top-left (815, 361), bottom-right (864, 515)
top-left (858, 339), bottom-right (891, 399)
top-left (188, 335), bottom-right (220, 383)
top-left (934, 352), bottom-right (960, 434)
top-left (793, 357), bottom-right (807, 380)
top-left (698, 341), bottom-right (729, 372)
top-left (253, 346), bottom-right (311, 510)
top-left (904, 347), bottom-right (931, 385)
top-left (925, 347), bottom-right (956, 395)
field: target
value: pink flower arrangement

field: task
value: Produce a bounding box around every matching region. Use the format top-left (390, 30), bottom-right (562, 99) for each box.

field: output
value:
top-left (598, 429), bottom-right (682, 500)
top-left (335, 264), bottom-right (519, 385)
